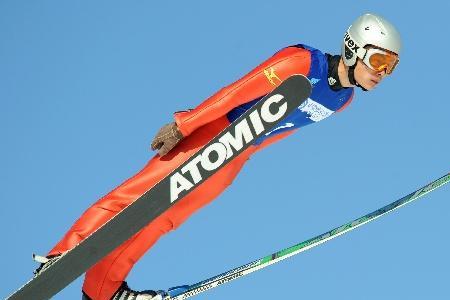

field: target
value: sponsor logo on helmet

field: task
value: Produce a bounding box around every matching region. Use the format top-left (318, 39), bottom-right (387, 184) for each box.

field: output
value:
top-left (264, 67), bottom-right (282, 86)
top-left (344, 32), bottom-right (360, 54)
top-left (344, 46), bottom-right (354, 60)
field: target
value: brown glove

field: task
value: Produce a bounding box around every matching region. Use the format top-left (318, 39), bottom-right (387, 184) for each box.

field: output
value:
top-left (150, 122), bottom-right (184, 156)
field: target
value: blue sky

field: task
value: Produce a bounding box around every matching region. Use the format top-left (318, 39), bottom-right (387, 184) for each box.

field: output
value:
top-left (1, 1), bottom-right (449, 299)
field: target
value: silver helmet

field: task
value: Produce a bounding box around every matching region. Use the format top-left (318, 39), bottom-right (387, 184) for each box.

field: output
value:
top-left (342, 13), bottom-right (402, 67)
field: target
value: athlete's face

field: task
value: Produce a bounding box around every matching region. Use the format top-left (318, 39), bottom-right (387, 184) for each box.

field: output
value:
top-left (354, 59), bottom-right (387, 90)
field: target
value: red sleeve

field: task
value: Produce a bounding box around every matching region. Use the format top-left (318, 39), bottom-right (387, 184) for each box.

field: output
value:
top-left (174, 47), bottom-right (312, 137)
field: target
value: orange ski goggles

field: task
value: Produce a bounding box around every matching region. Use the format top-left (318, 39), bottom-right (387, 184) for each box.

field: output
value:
top-left (362, 48), bottom-right (399, 75)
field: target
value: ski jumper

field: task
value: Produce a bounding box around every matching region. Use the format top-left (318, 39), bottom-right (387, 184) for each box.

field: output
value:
top-left (48, 44), bottom-right (354, 300)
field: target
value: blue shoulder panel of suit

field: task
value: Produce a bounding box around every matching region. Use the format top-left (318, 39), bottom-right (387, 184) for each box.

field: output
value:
top-left (227, 44), bottom-right (354, 145)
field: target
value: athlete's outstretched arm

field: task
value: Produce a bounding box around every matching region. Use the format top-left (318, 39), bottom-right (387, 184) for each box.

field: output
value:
top-left (174, 47), bottom-right (312, 137)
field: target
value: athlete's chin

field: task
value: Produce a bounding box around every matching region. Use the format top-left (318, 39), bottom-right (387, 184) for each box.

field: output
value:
top-left (359, 81), bottom-right (378, 91)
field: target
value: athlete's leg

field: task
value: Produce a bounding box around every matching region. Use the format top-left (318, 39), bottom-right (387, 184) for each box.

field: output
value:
top-left (82, 145), bottom-right (254, 300)
top-left (81, 129), bottom-right (297, 300)
top-left (48, 116), bottom-right (230, 256)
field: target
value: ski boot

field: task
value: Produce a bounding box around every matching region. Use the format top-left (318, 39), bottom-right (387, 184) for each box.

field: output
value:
top-left (82, 281), bottom-right (167, 300)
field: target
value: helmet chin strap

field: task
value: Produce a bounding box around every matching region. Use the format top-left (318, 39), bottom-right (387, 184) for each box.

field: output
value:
top-left (348, 64), bottom-right (368, 91)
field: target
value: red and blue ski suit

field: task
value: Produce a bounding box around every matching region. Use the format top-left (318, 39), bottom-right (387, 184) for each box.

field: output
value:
top-left (48, 44), bottom-right (354, 300)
